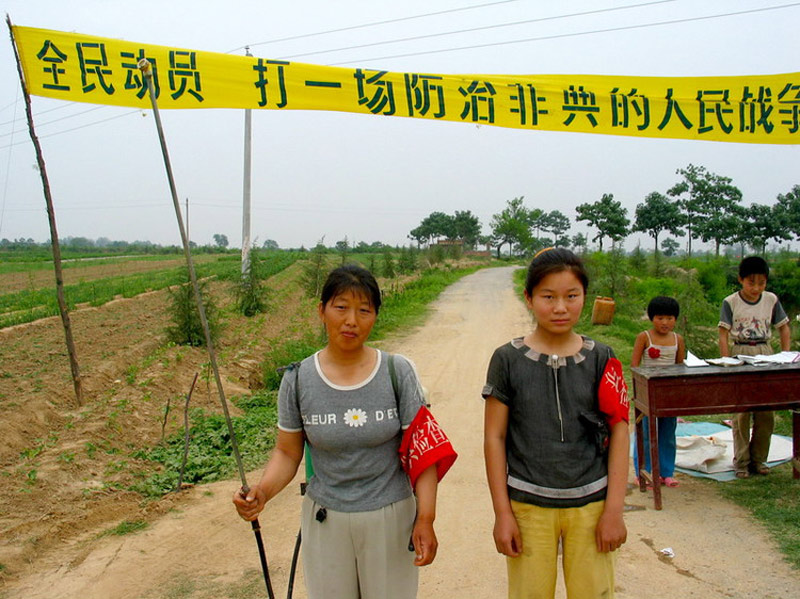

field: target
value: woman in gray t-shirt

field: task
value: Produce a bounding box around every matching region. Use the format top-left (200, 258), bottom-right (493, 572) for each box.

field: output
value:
top-left (233, 264), bottom-right (440, 599)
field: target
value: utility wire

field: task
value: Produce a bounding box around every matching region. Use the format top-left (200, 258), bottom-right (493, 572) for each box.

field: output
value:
top-left (226, 0), bottom-right (523, 53)
top-left (0, 109), bottom-right (142, 150)
top-left (0, 105), bottom-right (109, 139)
top-left (280, 0), bottom-right (676, 61)
top-left (0, 100), bottom-right (80, 127)
top-left (0, 86), bottom-right (19, 236)
top-left (4, 200), bottom-right (424, 215)
top-left (330, 1), bottom-right (800, 65)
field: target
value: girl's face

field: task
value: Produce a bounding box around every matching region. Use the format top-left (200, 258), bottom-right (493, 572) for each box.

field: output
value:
top-left (524, 270), bottom-right (585, 336)
top-left (652, 314), bottom-right (677, 335)
top-left (319, 289), bottom-right (377, 353)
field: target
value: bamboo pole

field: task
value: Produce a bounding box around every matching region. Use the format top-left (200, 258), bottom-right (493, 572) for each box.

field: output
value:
top-left (137, 58), bottom-right (275, 599)
top-left (6, 14), bottom-right (83, 405)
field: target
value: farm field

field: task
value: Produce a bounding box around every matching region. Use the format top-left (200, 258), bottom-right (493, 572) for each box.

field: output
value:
top-left (0, 255), bottom-right (217, 294)
top-left (0, 252), bottom-right (315, 584)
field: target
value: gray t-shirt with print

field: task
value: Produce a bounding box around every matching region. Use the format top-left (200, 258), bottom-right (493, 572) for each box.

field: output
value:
top-left (278, 350), bottom-right (426, 512)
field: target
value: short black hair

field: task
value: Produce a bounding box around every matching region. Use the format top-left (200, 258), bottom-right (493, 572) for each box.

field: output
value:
top-left (738, 256), bottom-right (769, 280)
top-left (524, 248), bottom-right (589, 296)
top-left (647, 296), bottom-right (680, 320)
top-left (320, 264), bottom-right (382, 314)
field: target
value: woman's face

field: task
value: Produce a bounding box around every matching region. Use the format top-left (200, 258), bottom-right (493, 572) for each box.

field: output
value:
top-left (319, 289), bottom-right (377, 353)
top-left (524, 270), bottom-right (585, 336)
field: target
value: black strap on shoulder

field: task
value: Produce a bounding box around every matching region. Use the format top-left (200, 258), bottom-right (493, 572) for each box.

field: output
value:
top-left (387, 352), bottom-right (399, 404)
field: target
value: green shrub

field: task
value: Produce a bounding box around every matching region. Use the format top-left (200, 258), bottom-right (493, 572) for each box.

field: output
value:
top-left (164, 272), bottom-right (220, 347)
top-left (233, 250), bottom-right (271, 317)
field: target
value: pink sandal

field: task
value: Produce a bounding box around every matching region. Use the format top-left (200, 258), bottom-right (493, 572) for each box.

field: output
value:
top-left (661, 476), bottom-right (679, 487)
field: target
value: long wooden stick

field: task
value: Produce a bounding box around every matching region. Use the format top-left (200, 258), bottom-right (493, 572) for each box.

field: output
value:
top-left (136, 58), bottom-right (275, 599)
top-left (6, 14), bottom-right (82, 405)
top-left (177, 372), bottom-right (199, 491)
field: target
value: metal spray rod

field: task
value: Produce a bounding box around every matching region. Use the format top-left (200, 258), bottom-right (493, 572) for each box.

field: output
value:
top-left (137, 59), bottom-right (275, 599)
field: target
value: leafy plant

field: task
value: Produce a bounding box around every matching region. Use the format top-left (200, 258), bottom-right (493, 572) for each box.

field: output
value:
top-left (131, 393), bottom-right (278, 497)
top-left (382, 249), bottom-right (396, 278)
top-left (301, 240), bottom-right (328, 299)
top-left (164, 270), bottom-right (220, 347)
top-left (234, 248), bottom-right (271, 317)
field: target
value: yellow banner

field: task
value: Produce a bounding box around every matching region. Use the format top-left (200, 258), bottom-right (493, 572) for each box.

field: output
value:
top-left (12, 25), bottom-right (800, 145)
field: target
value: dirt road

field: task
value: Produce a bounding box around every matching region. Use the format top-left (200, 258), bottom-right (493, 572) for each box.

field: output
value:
top-left (4, 267), bottom-right (798, 598)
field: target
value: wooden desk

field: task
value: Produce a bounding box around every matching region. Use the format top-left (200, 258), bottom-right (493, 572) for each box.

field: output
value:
top-left (632, 362), bottom-right (800, 510)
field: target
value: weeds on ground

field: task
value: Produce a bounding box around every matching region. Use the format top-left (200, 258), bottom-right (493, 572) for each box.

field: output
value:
top-left (130, 391), bottom-right (277, 497)
top-left (99, 519), bottom-right (148, 537)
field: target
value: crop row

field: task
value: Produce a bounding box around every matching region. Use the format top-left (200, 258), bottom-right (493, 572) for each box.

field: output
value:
top-left (0, 252), bottom-right (301, 329)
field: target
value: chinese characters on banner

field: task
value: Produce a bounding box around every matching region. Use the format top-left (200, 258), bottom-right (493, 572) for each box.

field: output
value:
top-left (12, 25), bottom-right (800, 145)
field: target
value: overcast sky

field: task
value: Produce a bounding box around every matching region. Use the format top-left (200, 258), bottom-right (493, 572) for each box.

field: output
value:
top-left (1, 0), bottom-right (798, 252)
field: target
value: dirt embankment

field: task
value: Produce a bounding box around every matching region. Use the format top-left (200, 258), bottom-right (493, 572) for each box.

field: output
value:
top-left (1, 266), bottom-right (798, 599)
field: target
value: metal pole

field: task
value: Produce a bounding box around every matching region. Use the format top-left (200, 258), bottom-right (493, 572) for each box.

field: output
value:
top-left (137, 58), bottom-right (275, 599)
top-left (241, 47), bottom-right (253, 277)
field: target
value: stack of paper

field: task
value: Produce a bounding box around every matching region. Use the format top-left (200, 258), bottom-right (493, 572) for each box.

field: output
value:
top-left (683, 351), bottom-right (708, 368)
top-left (736, 351), bottom-right (800, 365)
top-left (705, 357), bottom-right (744, 367)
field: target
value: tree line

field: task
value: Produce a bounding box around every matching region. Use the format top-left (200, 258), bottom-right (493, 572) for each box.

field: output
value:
top-left (407, 164), bottom-right (800, 258)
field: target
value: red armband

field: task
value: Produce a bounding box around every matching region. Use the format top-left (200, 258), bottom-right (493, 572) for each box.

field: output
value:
top-left (398, 406), bottom-right (458, 489)
top-left (598, 357), bottom-right (629, 427)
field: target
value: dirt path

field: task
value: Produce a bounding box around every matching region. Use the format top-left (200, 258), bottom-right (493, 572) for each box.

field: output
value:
top-left (3, 267), bottom-right (798, 599)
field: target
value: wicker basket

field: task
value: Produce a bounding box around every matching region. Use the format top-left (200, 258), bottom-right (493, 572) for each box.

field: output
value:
top-left (591, 296), bottom-right (615, 325)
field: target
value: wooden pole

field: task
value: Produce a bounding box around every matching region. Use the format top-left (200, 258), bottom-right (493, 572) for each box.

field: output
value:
top-left (6, 14), bottom-right (82, 405)
top-left (137, 58), bottom-right (275, 599)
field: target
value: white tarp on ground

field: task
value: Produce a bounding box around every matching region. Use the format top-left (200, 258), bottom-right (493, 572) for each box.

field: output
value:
top-left (675, 426), bottom-right (793, 475)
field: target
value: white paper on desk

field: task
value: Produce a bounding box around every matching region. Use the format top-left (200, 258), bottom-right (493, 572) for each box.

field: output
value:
top-left (736, 351), bottom-right (800, 364)
top-left (705, 357), bottom-right (744, 367)
top-left (683, 351), bottom-right (709, 367)
top-left (736, 354), bottom-right (773, 366)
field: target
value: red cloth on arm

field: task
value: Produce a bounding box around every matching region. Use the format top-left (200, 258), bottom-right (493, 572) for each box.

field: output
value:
top-left (598, 357), bottom-right (629, 427)
top-left (399, 406), bottom-right (458, 489)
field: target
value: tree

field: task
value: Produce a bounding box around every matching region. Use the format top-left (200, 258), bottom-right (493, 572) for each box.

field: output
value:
top-left (382, 249), bottom-right (396, 278)
top-left (262, 239), bottom-right (279, 250)
top-left (408, 223), bottom-right (432, 247)
top-left (540, 210), bottom-right (571, 243)
top-left (633, 191), bottom-right (685, 255)
top-left (661, 237), bottom-right (680, 257)
top-left (667, 164), bottom-right (743, 256)
top-left (528, 208), bottom-right (546, 239)
top-left (575, 193), bottom-right (629, 251)
top-left (775, 184), bottom-right (800, 241)
top-left (398, 246), bottom-right (418, 274)
top-left (571, 232), bottom-right (588, 254)
top-left (212, 233), bottom-right (229, 249)
top-left (335, 237), bottom-right (350, 265)
top-left (490, 196), bottom-right (532, 257)
top-left (234, 248), bottom-right (270, 316)
top-left (301, 239), bottom-right (327, 298)
top-left (165, 270), bottom-right (220, 346)
top-left (452, 210), bottom-right (482, 247)
top-left (737, 203), bottom-right (792, 255)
